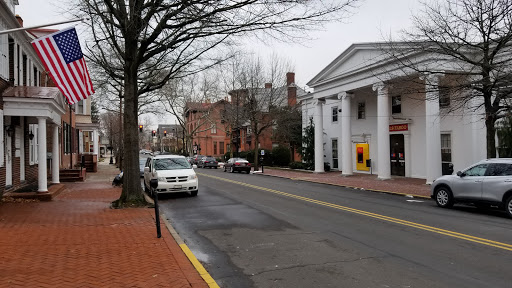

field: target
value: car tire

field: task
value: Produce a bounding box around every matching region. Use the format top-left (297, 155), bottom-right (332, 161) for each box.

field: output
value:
top-left (505, 195), bottom-right (512, 218)
top-left (190, 190), bottom-right (198, 197)
top-left (434, 186), bottom-right (454, 208)
top-left (214, 167), bottom-right (218, 169)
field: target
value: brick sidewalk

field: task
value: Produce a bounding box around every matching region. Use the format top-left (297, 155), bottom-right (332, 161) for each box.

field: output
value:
top-left (0, 162), bottom-right (208, 288)
top-left (259, 167), bottom-right (432, 198)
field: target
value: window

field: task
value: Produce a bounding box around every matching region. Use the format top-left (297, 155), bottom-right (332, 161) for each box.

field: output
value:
top-left (439, 87), bottom-right (451, 108)
top-left (75, 100), bottom-right (85, 115)
top-left (332, 139), bottom-right (338, 169)
top-left (83, 131), bottom-right (92, 153)
top-left (226, 143), bottom-right (231, 152)
top-left (441, 134), bottom-right (451, 162)
top-left (63, 123), bottom-right (71, 153)
top-left (392, 96), bottom-right (401, 114)
top-left (357, 102), bottom-right (365, 119)
top-left (211, 124), bottom-right (217, 134)
top-left (464, 164), bottom-right (488, 176)
top-left (219, 142), bottom-right (224, 154)
top-left (29, 124), bottom-right (39, 165)
top-left (487, 163), bottom-right (512, 176)
top-left (214, 142), bottom-right (217, 155)
top-left (332, 106), bottom-right (338, 122)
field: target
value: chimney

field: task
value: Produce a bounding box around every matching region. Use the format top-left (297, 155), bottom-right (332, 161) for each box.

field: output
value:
top-left (287, 72), bottom-right (297, 106)
top-left (15, 15), bottom-right (23, 27)
top-left (265, 83), bottom-right (272, 89)
top-left (286, 72), bottom-right (295, 86)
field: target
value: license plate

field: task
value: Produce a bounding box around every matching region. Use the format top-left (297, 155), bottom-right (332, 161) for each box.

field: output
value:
top-left (174, 185), bottom-right (182, 188)
top-left (240, 163), bottom-right (245, 166)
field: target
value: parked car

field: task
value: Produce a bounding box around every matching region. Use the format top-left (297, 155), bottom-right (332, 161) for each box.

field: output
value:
top-left (431, 158), bottom-right (512, 217)
top-left (224, 158), bottom-right (251, 174)
top-left (139, 158), bottom-right (146, 177)
top-left (143, 155), bottom-right (198, 197)
top-left (192, 155), bottom-right (205, 165)
top-left (198, 156), bottom-right (218, 168)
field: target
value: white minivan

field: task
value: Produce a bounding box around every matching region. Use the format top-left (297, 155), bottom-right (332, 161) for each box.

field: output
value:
top-left (144, 155), bottom-right (198, 196)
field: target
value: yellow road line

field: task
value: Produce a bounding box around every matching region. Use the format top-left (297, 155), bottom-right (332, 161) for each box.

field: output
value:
top-left (180, 244), bottom-right (220, 288)
top-left (199, 173), bottom-right (512, 251)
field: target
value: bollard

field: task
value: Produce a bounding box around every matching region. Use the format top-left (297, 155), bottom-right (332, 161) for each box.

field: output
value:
top-left (150, 178), bottom-right (161, 238)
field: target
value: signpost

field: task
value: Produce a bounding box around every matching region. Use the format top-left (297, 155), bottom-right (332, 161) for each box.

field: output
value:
top-left (150, 174), bottom-right (161, 238)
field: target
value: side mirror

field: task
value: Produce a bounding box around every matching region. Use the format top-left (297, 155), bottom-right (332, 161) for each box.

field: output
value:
top-left (144, 167), bottom-right (150, 173)
top-left (192, 164), bottom-right (198, 169)
top-left (456, 171), bottom-right (465, 177)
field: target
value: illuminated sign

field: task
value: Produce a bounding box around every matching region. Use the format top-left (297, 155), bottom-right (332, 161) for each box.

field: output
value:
top-left (389, 124), bottom-right (408, 132)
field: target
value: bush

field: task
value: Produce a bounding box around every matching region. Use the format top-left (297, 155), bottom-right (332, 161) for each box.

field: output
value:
top-left (272, 146), bottom-right (291, 167)
top-left (289, 161), bottom-right (304, 169)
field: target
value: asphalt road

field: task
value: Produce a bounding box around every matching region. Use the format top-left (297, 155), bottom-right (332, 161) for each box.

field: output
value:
top-left (158, 168), bottom-right (512, 288)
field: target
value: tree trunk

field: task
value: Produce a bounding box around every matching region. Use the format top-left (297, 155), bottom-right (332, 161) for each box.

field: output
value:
top-left (486, 116), bottom-right (497, 159)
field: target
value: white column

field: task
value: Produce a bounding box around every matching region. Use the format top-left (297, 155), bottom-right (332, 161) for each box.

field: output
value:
top-left (52, 125), bottom-right (60, 184)
top-left (404, 134), bottom-right (411, 177)
top-left (373, 82), bottom-right (391, 180)
top-left (93, 129), bottom-right (99, 155)
top-left (339, 92), bottom-right (353, 176)
top-left (37, 117), bottom-right (48, 192)
top-left (314, 99), bottom-right (325, 173)
top-left (424, 74), bottom-right (443, 184)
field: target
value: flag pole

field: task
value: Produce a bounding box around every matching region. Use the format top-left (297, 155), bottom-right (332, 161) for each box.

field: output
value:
top-left (0, 18), bottom-right (86, 35)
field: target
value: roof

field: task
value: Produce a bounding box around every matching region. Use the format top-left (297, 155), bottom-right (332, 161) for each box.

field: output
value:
top-left (2, 86), bottom-right (62, 100)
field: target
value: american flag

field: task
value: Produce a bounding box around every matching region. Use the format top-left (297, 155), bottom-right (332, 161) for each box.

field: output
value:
top-left (31, 27), bottom-right (94, 104)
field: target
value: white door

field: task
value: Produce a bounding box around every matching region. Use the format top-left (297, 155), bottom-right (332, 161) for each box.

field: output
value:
top-left (5, 131), bottom-right (12, 187)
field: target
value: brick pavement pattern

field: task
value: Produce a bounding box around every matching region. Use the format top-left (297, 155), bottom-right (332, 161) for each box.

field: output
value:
top-left (0, 162), bottom-right (208, 288)
top-left (260, 168), bottom-right (431, 198)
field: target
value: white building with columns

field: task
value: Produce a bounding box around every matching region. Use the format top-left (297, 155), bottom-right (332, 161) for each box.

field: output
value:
top-left (300, 43), bottom-right (487, 184)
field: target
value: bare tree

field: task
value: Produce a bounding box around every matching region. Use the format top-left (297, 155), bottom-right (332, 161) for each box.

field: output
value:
top-left (383, 0), bottom-right (512, 158)
top-left (76, 0), bottom-right (359, 207)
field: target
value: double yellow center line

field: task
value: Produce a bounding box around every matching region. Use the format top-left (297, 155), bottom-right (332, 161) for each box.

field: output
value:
top-left (199, 173), bottom-right (512, 251)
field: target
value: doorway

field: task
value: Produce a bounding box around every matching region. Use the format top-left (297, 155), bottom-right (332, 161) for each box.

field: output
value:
top-left (390, 134), bottom-right (405, 176)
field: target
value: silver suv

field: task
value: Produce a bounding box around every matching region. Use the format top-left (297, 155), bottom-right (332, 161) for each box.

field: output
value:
top-left (431, 158), bottom-right (512, 217)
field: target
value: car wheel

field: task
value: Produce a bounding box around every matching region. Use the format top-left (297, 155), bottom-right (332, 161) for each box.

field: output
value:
top-left (434, 186), bottom-right (454, 208)
top-left (214, 167), bottom-right (218, 169)
top-left (246, 170), bottom-right (250, 174)
top-left (190, 190), bottom-right (198, 197)
top-left (230, 167), bottom-right (234, 173)
top-left (505, 196), bottom-right (512, 218)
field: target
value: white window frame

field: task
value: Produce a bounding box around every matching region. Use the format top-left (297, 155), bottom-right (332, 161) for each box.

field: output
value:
top-left (29, 124), bottom-right (39, 165)
top-left (0, 110), bottom-right (4, 167)
top-left (211, 124), bottom-right (217, 134)
top-left (357, 102), bottom-right (366, 119)
top-left (332, 106), bottom-right (338, 122)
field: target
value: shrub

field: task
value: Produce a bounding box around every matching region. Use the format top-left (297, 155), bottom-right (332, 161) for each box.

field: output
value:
top-left (289, 161), bottom-right (304, 169)
top-left (272, 146), bottom-right (291, 167)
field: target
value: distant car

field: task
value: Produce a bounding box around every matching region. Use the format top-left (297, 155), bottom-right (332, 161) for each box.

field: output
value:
top-left (139, 158), bottom-right (146, 177)
top-left (192, 155), bottom-right (205, 165)
top-left (143, 155), bottom-right (198, 197)
top-left (431, 158), bottom-right (512, 217)
top-left (224, 158), bottom-right (251, 174)
top-left (185, 157), bottom-right (193, 164)
top-left (198, 156), bottom-right (218, 168)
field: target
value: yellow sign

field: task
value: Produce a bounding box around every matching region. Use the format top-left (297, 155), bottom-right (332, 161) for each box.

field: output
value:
top-left (356, 143), bottom-right (370, 171)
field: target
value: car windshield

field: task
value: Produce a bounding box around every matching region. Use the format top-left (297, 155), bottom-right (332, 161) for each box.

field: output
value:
top-left (154, 158), bottom-right (191, 170)
top-left (233, 158), bottom-right (247, 162)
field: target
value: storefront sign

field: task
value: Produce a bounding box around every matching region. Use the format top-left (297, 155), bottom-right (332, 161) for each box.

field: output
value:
top-left (389, 124), bottom-right (408, 132)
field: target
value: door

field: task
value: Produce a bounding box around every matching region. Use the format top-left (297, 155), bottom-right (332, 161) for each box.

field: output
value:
top-left (390, 134), bottom-right (405, 176)
top-left (331, 139), bottom-right (338, 170)
top-left (481, 163), bottom-right (512, 202)
top-left (5, 131), bottom-right (12, 187)
top-left (451, 163), bottom-right (487, 199)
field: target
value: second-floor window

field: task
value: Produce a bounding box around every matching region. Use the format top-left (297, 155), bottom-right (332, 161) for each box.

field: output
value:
top-left (332, 106), bottom-right (338, 122)
top-left (357, 102), bottom-right (365, 119)
top-left (392, 96), bottom-right (401, 114)
top-left (211, 124), bottom-right (217, 134)
top-left (75, 100), bottom-right (85, 114)
top-left (220, 141), bottom-right (225, 154)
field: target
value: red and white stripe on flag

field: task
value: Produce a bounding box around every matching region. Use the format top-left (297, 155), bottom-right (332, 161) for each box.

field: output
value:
top-left (31, 27), bottom-right (94, 105)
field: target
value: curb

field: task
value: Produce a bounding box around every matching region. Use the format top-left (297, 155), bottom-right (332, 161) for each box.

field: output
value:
top-left (144, 191), bottom-right (220, 288)
top-left (255, 172), bottom-right (432, 200)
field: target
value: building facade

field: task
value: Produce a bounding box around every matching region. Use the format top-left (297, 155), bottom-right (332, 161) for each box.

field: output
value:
top-left (301, 43), bottom-right (488, 184)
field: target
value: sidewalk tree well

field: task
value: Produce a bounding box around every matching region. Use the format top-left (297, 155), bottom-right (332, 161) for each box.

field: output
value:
top-left (76, 0), bottom-right (359, 207)
top-left (382, 0), bottom-right (512, 158)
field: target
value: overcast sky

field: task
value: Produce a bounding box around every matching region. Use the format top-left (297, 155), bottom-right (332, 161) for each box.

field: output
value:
top-left (14, 0), bottom-right (421, 127)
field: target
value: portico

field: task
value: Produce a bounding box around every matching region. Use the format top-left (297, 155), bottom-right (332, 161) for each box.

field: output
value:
top-left (301, 43), bottom-right (486, 183)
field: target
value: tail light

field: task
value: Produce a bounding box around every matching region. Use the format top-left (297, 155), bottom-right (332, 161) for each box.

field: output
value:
top-left (235, 162), bottom-right (240, 166)
top-left (205, 161), bottom-right (210, 163)
top-left (247, 163), bottom-right (251, 166)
